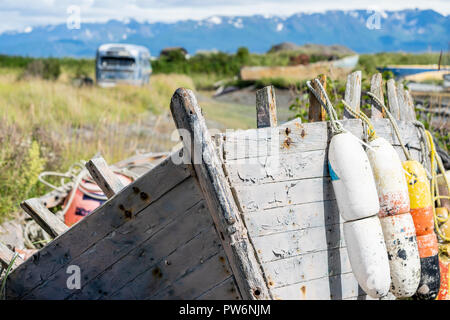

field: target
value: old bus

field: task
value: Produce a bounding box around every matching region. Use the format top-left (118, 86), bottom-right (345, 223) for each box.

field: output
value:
top-left (96, 43), bottom-right (152, 87)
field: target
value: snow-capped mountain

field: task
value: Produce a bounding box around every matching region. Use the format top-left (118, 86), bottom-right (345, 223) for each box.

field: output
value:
top-left (0, 9), bottom-right (448, 57)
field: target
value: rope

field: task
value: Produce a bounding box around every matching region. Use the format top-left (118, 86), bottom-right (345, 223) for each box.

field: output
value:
top-left (367, 92), bottom-right (412, 161)
top-left (413, 120), bottom-right (432, 180)
top-left (425, 129), bottom-right (450, 243)
top-left (306, 79), bottom-right (375, 151)
top-left (25, 160), bottom-right (137, 249)
top-left (306, 79), bottom-right (344, 135)
top-left (341, 99), bottom-right (378, 142)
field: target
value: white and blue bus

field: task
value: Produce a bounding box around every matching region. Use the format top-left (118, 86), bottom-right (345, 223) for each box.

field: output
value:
top-left (96, 43), bottom-right (152, 87)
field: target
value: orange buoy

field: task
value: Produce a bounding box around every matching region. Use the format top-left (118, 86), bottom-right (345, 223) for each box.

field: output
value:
top-left (403, 160), bottom-right (441, 299)
top-left (64, 173), bottom-right (131, 227)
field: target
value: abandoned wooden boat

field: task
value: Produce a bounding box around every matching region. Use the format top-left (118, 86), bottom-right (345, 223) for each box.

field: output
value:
top-left (0, 71), bottom-right (432, 300)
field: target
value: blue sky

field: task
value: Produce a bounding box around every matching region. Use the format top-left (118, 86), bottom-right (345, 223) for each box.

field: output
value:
top-left (0, 0), bottom-right (448, 33)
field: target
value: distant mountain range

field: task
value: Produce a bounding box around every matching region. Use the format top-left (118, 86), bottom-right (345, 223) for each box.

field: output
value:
top-left (0, 9), bottom-right (448, 58)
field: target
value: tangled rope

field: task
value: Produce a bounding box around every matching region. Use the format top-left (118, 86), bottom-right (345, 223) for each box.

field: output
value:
top-left (24, 160), bottom-right (136, 249)
top-left (424, 130), bottom-right (450, 243)
top-left (306, 79), bottom-right (344, 135)
top-left (341, 100), bottom-right (378, 142)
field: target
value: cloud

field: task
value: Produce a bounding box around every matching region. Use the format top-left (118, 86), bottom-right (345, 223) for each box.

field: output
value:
top-left (0, 0), bottom-right (448, 33)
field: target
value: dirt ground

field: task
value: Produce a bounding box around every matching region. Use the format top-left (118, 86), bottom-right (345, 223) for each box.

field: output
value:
top-left (211, 87), bottom-right (297, 124)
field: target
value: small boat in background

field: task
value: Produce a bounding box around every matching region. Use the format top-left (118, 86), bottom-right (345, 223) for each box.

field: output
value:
top-left (377, 64), bottom-right (450, 81)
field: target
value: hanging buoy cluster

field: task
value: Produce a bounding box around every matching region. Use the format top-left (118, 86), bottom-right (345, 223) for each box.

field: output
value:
top-left (368, 94), bottom-right (441, 300)
top-left (342, 102), bottom-right (421, 298)
top-left (307, 80), bottom-right (391, 298)
top-left (306, 79), bottom-right (446, 300)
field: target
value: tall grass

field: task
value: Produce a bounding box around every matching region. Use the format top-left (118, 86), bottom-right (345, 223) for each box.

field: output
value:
top-left (0, 73), bottom-right (195, 221)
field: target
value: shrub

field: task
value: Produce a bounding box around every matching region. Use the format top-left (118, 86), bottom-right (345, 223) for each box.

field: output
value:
top-left (20, 58), bottom-right (61, 80)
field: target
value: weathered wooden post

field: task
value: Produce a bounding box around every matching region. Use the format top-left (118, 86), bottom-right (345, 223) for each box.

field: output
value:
top-left (20, 199), bottom-right (68, 238)
top-left (343, 71), bottom-right (362, 119)
top-left (86, 155), bottom-right (126, 198)
top-left (370, 73), bottom-right (385, 119)
top-left (405, 90), bottom-right (417, 121)
top-left (386, 79), bottom-right (400, 120)
top-left (397, 83), bottom-right (413, 121)
top-left (308, 74), bottom-right (327, 122)
top-left (0, 242), bottom-right (23, 269)
top-left (256, 86), bottom-right (277, 128)
top-left (170, 88), bottom-right (271, 300)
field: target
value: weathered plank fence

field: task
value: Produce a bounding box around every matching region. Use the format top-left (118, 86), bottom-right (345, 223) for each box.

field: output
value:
top-left (1, 71), bottom-right (428, 300)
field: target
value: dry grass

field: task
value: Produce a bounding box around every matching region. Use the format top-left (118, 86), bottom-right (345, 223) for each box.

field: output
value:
top-left (0, 72), bottom-right (195, 219)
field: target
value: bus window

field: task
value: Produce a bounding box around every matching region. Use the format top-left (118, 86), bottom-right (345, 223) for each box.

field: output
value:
top-left (100, 57), bottom-right (135, 68)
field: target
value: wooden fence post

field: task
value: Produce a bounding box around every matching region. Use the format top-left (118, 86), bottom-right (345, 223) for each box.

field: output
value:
top-left (308, 74), bottom-right (327, 122)
top-left (370, 73), bottom-right (385, 119)
top-left (386, 79), bottom-right (400, 120)
top-left (396, 83), bottom-right (411, 121)
top-left (170, 88), bottom-right (271, 300)
top-left (343, 71), bottom-right (362, 119)
top-left (256, 86), bottom-right (277, 128)
top-left (405, 89), bottom-right (417, 121)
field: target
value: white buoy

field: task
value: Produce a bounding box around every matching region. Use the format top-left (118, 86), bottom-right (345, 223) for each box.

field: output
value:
top-left (307, 79), bottom-right (391, 299)
top-left (380, 214), bottom-right (421, 297)
top-left (344, 216), bottom-right (392, 298)
top-left (328, 132), bottom-right (380, 221)
top-left (366, 137), bottom-right (421, 297)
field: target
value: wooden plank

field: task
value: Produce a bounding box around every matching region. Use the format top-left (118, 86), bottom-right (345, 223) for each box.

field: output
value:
top-left (308, 74), bottom-right (327, 122)
top-left (223, 119), bottom-right (421, 161)
top-left (0, 242), bottom-right (23, 269)
top-left (149, 251), bottom-right (233, 300)
top-left (256, 85), bottom-right (277, 128)
top-left (370, 73), bottom-right (384, 119)
top-left (372, 119), bottom-right (421, 150)
top-left (39, 189), bottom-right (69, 209)
top-left (86, 155), bottom-right (125, 198)
top-left (224, 149), bottom-right (328, 186)
top-left (107, 225), bottom-right (225, 300)
top-left (196, 276), bottom-right (241, 300)
top-left (386, 79), bottom-right (400, 120)
top-left (343, 71), bottom-right (362, 119)
top-left (405, 89), bottom-right (417, 121)
top-left (6, 154), bottom-right (192, 299)
top-left (263, 247), bottom-right (351, 289)
top-left (170, 88), bottom-right (270, 300)
top-left (20, 198), bottom-right (68, 238)
top-left (66, 198), bottom-right (215, 300)
top-left (396, 83), bottom-right (412, 121)
top-left (251, 224), bottom-right (345, 263)
top-left (271, 272), bottom-right (362, 300)
top-left (232, 177), bottom-right (335, 213)
top-left (243, 200), bottom-right (341, 237)
top-left (23, 178), bottom-right (204, 300)
top-left (223, 119), bottom-right (362, 160)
